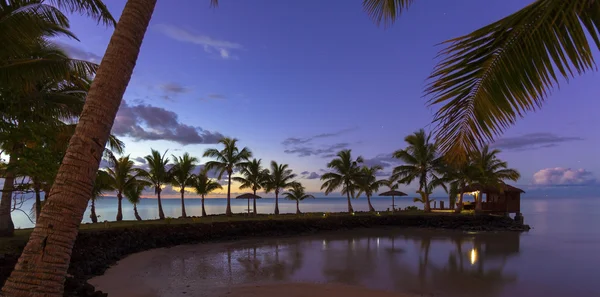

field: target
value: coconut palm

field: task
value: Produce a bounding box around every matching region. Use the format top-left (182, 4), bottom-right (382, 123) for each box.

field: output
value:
top-left (441, 160), bottom-right (479, 213)
top-left (365, 0), bottom-right (600, 161)
top-left (203, 137), bottom-right (251, 216)
top-left (320, 149), bottom-right (364, 213)
top-left (392, 130), bottom-right (445, 212)
top-left (264, 161), bottom-right (297, 215)
top-left (356, 166), bottom-right (386, 212)
top-left (192, 170), bottom-right (223, 217)
top-left (90, 170), bottom-right (114, 223)
top-left (471, 145), bottom-right (520, 212)
top-left (232, 158), bottom-right (268, 215)
top-left (283, 183), bottom-right (314, 214)
top-left (144, 149), bottom-right (171, 220)
top-left (124, 180), bottom-right (150, 221)
top-left (170, 153), bottom-right (198, 218)
top-left (105, 155), bottom-right (144, 221)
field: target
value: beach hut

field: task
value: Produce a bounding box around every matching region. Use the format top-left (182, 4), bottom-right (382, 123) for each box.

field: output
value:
top-left (379, 190), bottom-right (408, 212)
top-left (236, 193), bottom-right (261, 214)
top-left (460, 183), bottom-right (524, 214)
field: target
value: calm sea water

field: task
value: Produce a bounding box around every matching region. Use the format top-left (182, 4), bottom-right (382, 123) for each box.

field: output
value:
top-left (87, 196), bottom-right (600, 297)
top-left (11, 196), bottom-right (600, 296)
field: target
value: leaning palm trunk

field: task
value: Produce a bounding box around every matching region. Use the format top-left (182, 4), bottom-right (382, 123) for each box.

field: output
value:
top-left (346, 190), bottom-right (354, 213)
top-left (475, 192), bottom-right (483, 214)
top-left (156, 189), bottom-right (165, 219)
top-left (367, 195), bottom-right (375, 212)
top-left (116, 192), bottom-right (123, 221)
top-left (90, 199), bottom-right (98, 223)
top-left (274, 191), bottom-right (280, 215)
top-left (1, 1), bottom-right (157, 295)
top-left (201, 195), bottom-right (207, 217)
top-left (225, 174), bottom-right (232, 216)
top-left (34, 187), bottom-right (42, 220)
top-left (0, 153), bottom-right (17, 237)
top-left (296, 200), bottom-right (301, 214)
top-left (253, 189), bottom-right (258, 215)
top-left (180, 189), bottom-right (187, 218)
top-left (133, 204), bottom-right (142, 221)
top-left (455, 192), bottom-right (464, 214)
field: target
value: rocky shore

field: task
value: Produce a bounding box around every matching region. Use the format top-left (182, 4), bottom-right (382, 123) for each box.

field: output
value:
top-left (0, 213), bottom-right (529, 296)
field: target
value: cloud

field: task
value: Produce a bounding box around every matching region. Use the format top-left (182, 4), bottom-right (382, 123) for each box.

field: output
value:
top-left (112, 100), bottom-right (225, 145)
top-left (159, 82), bottom-right (190, 101)
top-left (492, 133), bottom-right (583, 151)
top-left (55, 41), bottom-right (102, 63)
top-left (282, 127), bottom-right (358, 146)
top-left (363, 153), bottom-right (399, 168)
top-left (133, 157), bottom-right (146, 164)
top-left (300, 171), bottom-right (321, 180)
top-left (532, 168), bottom-right (597, 186)
top-left (155, 24), bottom-right (242, 60)
top-left (199, 93), bottom-right (226, 101)
top-left (284, 142), bottom-right (350, 158)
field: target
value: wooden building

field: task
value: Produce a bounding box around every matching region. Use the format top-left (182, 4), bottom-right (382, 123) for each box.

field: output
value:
top-left (460, 183), bottom-right (525, 214)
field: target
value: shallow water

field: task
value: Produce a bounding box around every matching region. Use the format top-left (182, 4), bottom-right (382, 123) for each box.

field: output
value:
top-left (91, 202), bottom-right (600, 297)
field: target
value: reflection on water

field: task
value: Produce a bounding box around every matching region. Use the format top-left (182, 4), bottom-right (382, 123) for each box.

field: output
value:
top-left (94, 227), bottom-right (600, 297)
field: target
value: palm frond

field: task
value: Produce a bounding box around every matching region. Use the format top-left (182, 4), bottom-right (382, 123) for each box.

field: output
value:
top-left (362, 0), bottom-right (415, 26)
top-left (428, 0), bottom-right (600, 161)
top-left (47, 0), bottom-right (116, 26)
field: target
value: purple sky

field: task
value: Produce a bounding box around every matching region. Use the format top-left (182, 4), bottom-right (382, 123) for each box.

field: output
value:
top-left (55, 0), bottom-right (599, 197)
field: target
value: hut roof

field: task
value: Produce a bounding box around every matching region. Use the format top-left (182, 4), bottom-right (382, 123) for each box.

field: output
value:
top-left (235, 193), bottom-right (262, 199)
top-left (460, 183), bottom-right (525, 194)
top-left (379, 190), bottom-right (408, 197)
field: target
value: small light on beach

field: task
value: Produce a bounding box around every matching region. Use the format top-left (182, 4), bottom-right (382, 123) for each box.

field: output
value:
top-left (470, 248), bottom-right (478, 265)
top-left (352, 212), bottom-right (356, 216)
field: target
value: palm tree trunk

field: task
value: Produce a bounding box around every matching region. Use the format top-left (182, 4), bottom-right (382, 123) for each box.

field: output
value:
top-left (253, 189), bottom-right (257, 215)
top-left (116, 192), bottom-right (123, 221)
top-left (201, 194), bottom-right (207, 217)
top-left (346, 190), bottom-right (354, 213)
top-left (455, 192), bottom-right (464, 214)
top-left (424, 194), bottom-right (431, 212)
top-left (274, 190), bottom-right (280, 215)
top-left (296, 200), bottom-right (301, 214)
top-left (34, 187), bottom-right (42, 220)
top-left (2, 1), bottom-right (156, 294)
top-left (226, 174), bottom-right (232, 216)
top-left (133, 204), bottom-right (142, 221)
top-left (157, 188), bottom-right (165, 220)
top-left (392, 195), bottom-right (395, 212)
top-left (180, 188), bottom-right (187, 218)
top-left (0, 152), bottom-right (17, 237)
top-left (247, 197), bottom-right (250, 215)
top-left (90, 198), bottom-right (98, 223)
top-left (367, 195), bottom-right (375, 212)
top-left (475, 192), bottom-right (483, 214)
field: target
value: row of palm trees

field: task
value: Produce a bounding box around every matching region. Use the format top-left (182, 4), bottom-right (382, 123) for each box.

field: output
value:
top-left (95, 137), bottom-right (316, 220)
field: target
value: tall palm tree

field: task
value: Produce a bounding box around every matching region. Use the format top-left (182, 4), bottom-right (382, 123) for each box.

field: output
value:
top-left (471, 145), bottom-right (520, 213)
top-left (320, 149), bottom-right (364, 213)
top-left (105, 155), bottom-right (143, 221)
top-left (283, 183), bottom-right (314, 214)
top-left (356, 165), bottom-right (385, 212)
top-left (392, 130), bottom-right (445, 212)
top-left (170, 153), bottom-right (198, 218)
top-left (264, 161), bottom-right (297, 215)
top-left (192, 170), bottom-right (223, 217)
top-left (90, 170), bottom-right (114, 223)
top-left (124, 180), bottom-right (150, 221)
top-left (232, 158), bottom-right (268, 215)
top-left (203, 137), bottom-right (251, 216)
top-left (144, 149), bottom-right (171, 220)
top-left (365, 0), bottom-right (600, 161)
top-left (441, 160), bottom-right (479, 213)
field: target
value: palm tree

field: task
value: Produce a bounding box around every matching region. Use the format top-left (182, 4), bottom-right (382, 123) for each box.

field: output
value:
top-left (144, 149), bottom-right (171, 220)
top-left (356, 165), bottom-right (385, 212)
top-left (392, 130), bottom-right (445, 212)
top-left (105, 155), bottom-right (144, 221)
top-left (124, 180), bottom-right (150, 221)
top-left (170, 153), bottom-right (198, 218)
top-left (283, 183), bottom-right (314, 214)
top-left (192, 170), bottom-right (223, 217)
top-left (203, 137), bottom-right (251, 216)
top-left (365, 0), bottom-right (600, 161)
top-left (320, 149), bottom-right (364, 213)
top-left (91, 170), bottom-right (114, 223)
top-left (471, 145), bottom-right (520, 213)
top-left (441, 160), bottom-right (479, 213)
top-left (232, 158), bottom-right (268, 215)
top-left (264, 161), bottom-right (297, 215)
